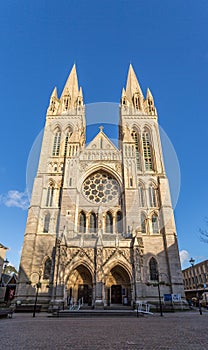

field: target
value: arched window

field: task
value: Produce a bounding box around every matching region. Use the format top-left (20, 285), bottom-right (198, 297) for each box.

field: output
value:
top-left (62, 91), bottom-right (71, 111)
top-left (116, 211), bottom-right (123, 233)
top-left (152, 214), bottom-right (159, 233)
top-left (46, 184), bottom-right (54, 207)
top-left (149, 257), bottom-right (158, 281)
top-left (141, 213), bottom-right (146, 234)
top-left (64, 129), bottom-right (72, 156)
top-left (138, 184), bottom-right (145, 207)
top-left (43, 213), bottom-right (50, 233)
top-left (52, 129), bottom-right (61, 156)
top-left (131, 130), bottom-right (141, 171)
top-left (133, 93), bottom-right (141, 110)
top-left (142, 130), bottom-right (153, 171)
top-left (149, 185), bottom-right (158, 207)
top-left (106, 211), bottom-right (113, 233)
top-left (79, 211), bottom-right (86, 233)
top-left (90, 213), bottom-right (97, 233)
top-left (43, 258), bottom-right (52, 280)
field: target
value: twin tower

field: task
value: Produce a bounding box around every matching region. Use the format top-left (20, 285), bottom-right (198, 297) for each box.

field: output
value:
top-left (17, 64), bottom-right (184, 309)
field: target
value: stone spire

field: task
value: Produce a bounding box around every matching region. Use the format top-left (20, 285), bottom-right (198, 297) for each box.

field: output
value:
top-left (60, 64), bottom-right (79, 103)
top-left (47, 87), bottom-right (60, 115)
top-left (123, 64), bottom-right (144, 111)
top-left (57, 64), bottom-right (83, 113)
top-left (126, 64), bottom-right (144, 101)
top-left (144, 88), bottom-right (157, 115)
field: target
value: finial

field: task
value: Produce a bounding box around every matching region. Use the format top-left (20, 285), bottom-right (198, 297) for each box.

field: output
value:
top-left (99, 125), bottom-right (104, 132)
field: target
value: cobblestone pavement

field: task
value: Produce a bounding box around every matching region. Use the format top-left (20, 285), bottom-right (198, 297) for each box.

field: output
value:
top-left (1, 311), bottom-right (208, 349)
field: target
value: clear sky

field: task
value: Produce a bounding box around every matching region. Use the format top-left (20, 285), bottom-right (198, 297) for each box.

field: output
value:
top-left (0, 0), bottom-right (208, 270)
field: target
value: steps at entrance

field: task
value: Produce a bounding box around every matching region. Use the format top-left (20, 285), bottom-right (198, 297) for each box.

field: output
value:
top-left (51, 309), bottom-right (137, 317)
top-left (104, 304), bottom-right (132, 311)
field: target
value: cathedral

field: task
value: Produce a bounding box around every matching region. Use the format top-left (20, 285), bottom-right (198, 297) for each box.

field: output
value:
top-left (17, 64), bottom-right (184, 309)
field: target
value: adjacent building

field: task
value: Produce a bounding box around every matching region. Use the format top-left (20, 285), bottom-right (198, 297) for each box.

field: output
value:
top-left (182, 259), bottom-right (208, 300)
top-left (16, 64), bottom-right (184, 309)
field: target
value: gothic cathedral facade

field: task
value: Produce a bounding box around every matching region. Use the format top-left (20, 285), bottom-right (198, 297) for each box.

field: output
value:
top-left (17, 64), bottom-right (184, 308)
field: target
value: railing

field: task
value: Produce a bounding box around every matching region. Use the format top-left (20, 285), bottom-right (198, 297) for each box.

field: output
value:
top-left (69, 297), bottom-right (84, 311)
top-left (136, 301), bottom-right (153, 316)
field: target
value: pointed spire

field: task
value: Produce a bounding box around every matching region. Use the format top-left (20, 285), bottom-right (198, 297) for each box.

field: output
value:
top-left (79, 86), bottom-right (83, 98)
top-left (121, 88), bottom-right (126, 98)
top-left (126, 64), bottom-right (144, 102)
top-left (51, 87), bottom-right (58, 99)
top-left (144, 88), bottom-right (157, 115)
top-left (60, 64), bottom-right (79, 103)
top-left (47, 87), bottom-right (60, 115)
top-left (146, 88), bottom-right (153, 100)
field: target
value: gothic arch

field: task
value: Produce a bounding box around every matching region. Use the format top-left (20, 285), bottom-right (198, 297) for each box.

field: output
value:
top-left (64, 257), bottom-right (94, 285)
top-left (42, 256), bottom-right (52, 280)
top-left (103, 258), bottom-right (132, 281)
top-left (79, 164), bottom-right (122, 192)
top-left (148, 257), bottom-right (159, 281)
top-left (63, 124), bottom-right (73, 134)
top-left (151, 212), bottom-right (160, 233)
top-left (47, 178), bottom-right (55, 187)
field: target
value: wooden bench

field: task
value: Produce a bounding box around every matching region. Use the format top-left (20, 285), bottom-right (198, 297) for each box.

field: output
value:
top-left (15, 304), bottom-right (42, 312)
top-left (0, 309), bottom-right (14, 318)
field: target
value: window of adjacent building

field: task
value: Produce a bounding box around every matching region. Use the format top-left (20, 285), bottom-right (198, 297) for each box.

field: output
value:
top-left (142, 130), bottom-right (153, 171)
top-left (79, 211), bottom-right (86, 233)
top-left (149, 257), bottom-right (158, 281)
top-left (152, 214), bottom-right (159, 233)
top-left (106, 211), bottom-right (113, 233)
top-left (52, 130), bottom-right (61, 156)
top-left (90, 212), bottom-right (97, 233)
top-left (43, 258), bottom-right (52, 280)
top-left (43, 213), bottom-right (50, 233)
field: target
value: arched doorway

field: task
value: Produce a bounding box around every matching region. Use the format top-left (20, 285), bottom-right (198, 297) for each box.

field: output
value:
top-left (106, 265), bottom-right (131, 305)
top-left (66, 264), bottom-right (93, 306)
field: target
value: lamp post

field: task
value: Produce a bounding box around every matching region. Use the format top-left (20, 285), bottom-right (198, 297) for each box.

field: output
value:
top-left (0, 258), bottom-right (9, 287)
top-left (157, 276), bottom-right (163, 317)
top-left (189, 257), bottom-right (202, 315)
top-left (3, 258), bottom-right (9, 273)
top-left (28, 271), bottom-right (42, 318)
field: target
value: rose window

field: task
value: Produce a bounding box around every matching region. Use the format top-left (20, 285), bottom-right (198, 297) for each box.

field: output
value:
top-left (82, 171), bottom-right (120, 203)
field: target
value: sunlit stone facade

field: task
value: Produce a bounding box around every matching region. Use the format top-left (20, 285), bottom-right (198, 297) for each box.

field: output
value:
top-left (17, 64), bottom-right (184, 309)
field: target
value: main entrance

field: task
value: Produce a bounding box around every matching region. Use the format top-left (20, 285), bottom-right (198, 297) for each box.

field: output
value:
top-left (78, 284), bottom-right (92, 305)
top-left (106, 265), bottom-right (131, 305)
top-left (111, 285), bottom-right (122, 304)
top-left (67, 264), bottom-right (93, 306)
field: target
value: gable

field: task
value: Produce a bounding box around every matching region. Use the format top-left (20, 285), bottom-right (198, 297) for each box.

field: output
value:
top-left (86, 129), bottom-right (118, 152)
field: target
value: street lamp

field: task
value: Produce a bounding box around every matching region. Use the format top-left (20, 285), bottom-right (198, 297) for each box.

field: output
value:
top-left (157, 275), bottom-right (163, 317)
top-left (189, 257), bottom-right (202, 315)
top-left (27, 271), bottom-right (42, 318)
top-left (3, 258), bottom-right (9, 273)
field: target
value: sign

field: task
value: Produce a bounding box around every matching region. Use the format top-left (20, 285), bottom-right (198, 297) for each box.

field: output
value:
top-left (172, 294), bottom-right (181, 302)
top-left (163, 294), bottom-right (172, 302)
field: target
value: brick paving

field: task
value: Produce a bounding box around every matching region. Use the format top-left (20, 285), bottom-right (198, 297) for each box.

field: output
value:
top-left (1, 311), bottom-right (208, 349)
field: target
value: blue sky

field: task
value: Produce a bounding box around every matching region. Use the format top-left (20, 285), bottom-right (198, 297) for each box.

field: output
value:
top-left (0, 0), bottom-right (208, 270)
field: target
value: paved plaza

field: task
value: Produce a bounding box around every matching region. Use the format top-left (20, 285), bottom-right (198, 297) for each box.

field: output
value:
top-left (1, 311), bottom-right (208, 349)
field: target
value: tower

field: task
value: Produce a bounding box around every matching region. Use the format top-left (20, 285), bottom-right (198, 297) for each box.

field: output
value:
top-left (17, 64), bottom-right (184, 309)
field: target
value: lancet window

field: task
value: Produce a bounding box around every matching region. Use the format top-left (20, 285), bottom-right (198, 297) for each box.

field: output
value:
top-left (52, 129), bottom-right (61, 156)
top-left (142, 130), bottom-right (153, 171)
top-left (149, 257), bottom-right (158, 281)
top-left (43, 213), bottom-right (50, 233)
